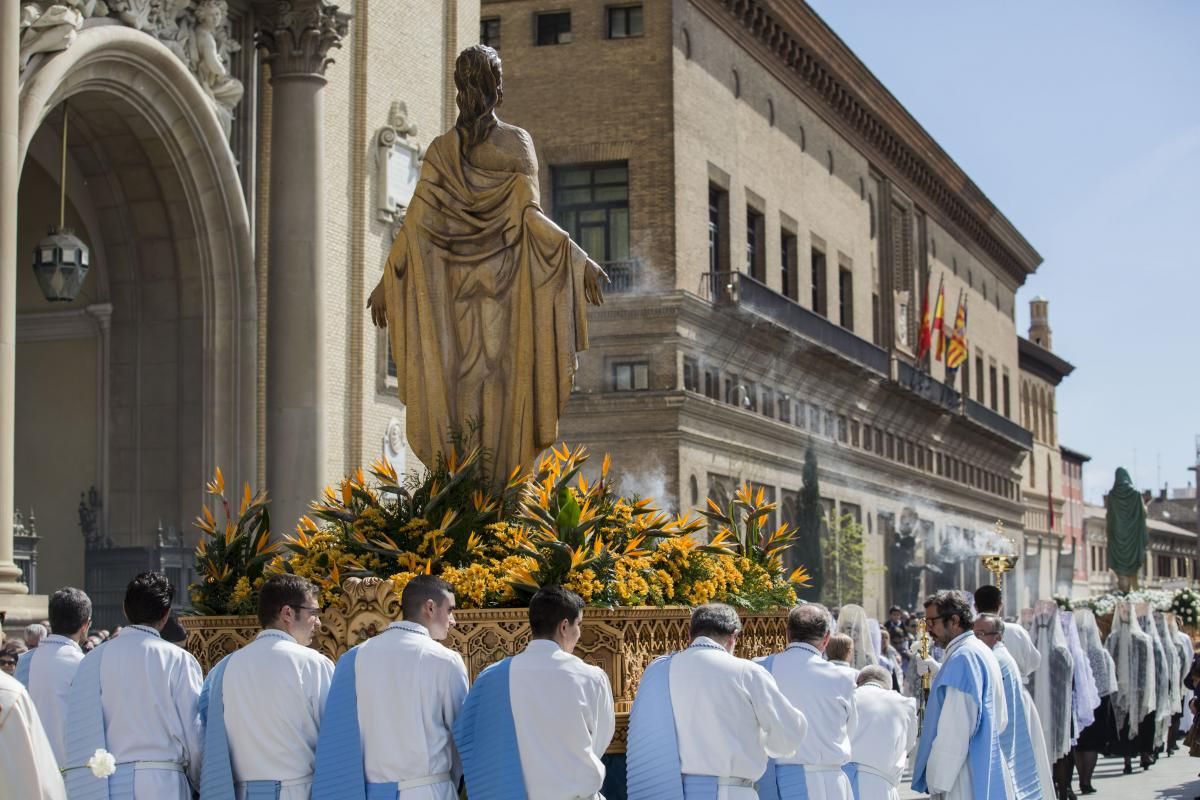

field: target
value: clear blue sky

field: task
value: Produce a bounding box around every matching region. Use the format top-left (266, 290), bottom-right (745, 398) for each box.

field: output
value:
top-left (806, 0), bottom-right (1200, 503)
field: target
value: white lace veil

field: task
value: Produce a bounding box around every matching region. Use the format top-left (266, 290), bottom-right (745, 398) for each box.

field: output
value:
top-left (1107, 599), bottom-right (1154, 734)
top-left (1029, 599), bottom-right (1074, 760)
top-left (1168, 614), bottom-right (1193, 705)
top-left (1155, 612), bottom-right (1182, 718)
top-left (1060, 609), bottom-right (1098, 737)
top-left (836, 604), bottom-right (877, 670)
top-left (1137, 605), bottom-right (1168, 744)
top-left (1075, 608), bottom-right (1117, 698)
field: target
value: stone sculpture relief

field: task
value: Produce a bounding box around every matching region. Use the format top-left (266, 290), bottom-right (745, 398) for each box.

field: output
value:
top-left (18, 0), bottom-right (244, 139)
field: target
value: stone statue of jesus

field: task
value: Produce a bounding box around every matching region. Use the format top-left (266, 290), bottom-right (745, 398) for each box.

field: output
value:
top-left (367, 45), bottom-right (606, 483)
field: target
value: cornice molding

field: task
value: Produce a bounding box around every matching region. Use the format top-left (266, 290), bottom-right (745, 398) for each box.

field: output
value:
top-left (693, 0), bottom-right (1042, 284)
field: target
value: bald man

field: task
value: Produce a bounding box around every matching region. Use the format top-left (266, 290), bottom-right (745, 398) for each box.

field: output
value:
top-left (847, 666), bottom-right (917, 800)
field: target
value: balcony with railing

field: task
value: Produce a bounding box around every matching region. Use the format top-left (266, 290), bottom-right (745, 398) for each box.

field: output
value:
top-left (896, 359), bottom-right (960, 411)
top-left (602, 259), bottom-right (641, 295)
top-left (701, 271), bottom-right (890, 375)
top-left (965, 398), bottom-right (1033, 449)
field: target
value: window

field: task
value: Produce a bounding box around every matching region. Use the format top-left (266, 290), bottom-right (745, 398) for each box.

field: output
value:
top-left (875, 428), bottom-right (883, 453)
top-left (708, 185), bottom-right (729, 276)
top-left (386, 338), bottom-right (397, 378)
top-left (936, 451), bottom-right (943, 475)
top-left (863, 424), bottom-right (873, 452)
top-left (744, 380), bottom-right (757, 412)
top-left (811, 247), bottom-right (827, 316)
top-left (683, 357), bottom-right (699, 392)
top-left (725, 375), bottom-right (738, 405)
top-left (824, 410), bottom-right (834, 438)
top-left (885, 433), bottom-right (895, 460)
top-left (481, 16), bottom-right (501, 49)
top-left (779, 393), bottom-right (791, 424)
top-left (809, 404), bottom-right (821, 431)
top-left (837, 415), bottom-right (848, 443)
top-left (703, 368), bottom-right (720, 400)
top-left (781, 231), bottom-right (798, 301)
top-left (1002, 372), bottom-right (1011, 418)
top-left (872, 292), bottom-right (881, 346)
top-left (607, 5), bottom-right (643, 38)
top-left (553, 163), bottom-right (628, 263)
top-left (838, 266), bottom-right (854, 331)
top-left (761, 388), bottom-right (775, 418)
top-left (746, 207), bottom-right (765, 282)
top-left (975, 354), bottom-right (984, 401)
top-left (850, 420), bottom-right (859, 447)
top-left (1030, 455), bottom-right (1035, 488)
top-left (989, 364), bottom-right (998, 411)
top-left (535, 11), bottom-right (571, 46)
top-left (612, 361), bottom-right (648, 391)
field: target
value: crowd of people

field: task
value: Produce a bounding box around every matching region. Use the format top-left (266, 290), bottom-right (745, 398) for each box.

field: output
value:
top-left (2, 572), bottom-right (1197, 799)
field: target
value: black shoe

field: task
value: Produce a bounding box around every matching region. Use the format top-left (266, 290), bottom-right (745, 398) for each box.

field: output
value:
top-left (1080, 785), bottom-right (1096, 795)
top-left (1123, 764), bottom-right (1133, 774)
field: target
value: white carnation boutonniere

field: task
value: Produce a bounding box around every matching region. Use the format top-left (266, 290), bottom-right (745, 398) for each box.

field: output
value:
top-left (86, 748), bottom-right (117, 778)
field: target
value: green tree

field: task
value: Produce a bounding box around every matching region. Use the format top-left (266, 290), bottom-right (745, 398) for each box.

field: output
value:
top-left (794, 446), bottom-right (824, 601)
top-left (820, 512), bottom-right (864, 608)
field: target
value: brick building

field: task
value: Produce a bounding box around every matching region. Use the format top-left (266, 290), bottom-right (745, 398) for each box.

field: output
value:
top-left (483, 0), bottom-right (1047, 614)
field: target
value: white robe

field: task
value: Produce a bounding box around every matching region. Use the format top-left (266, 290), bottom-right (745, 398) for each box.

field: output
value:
top-left (849, 683), bottom-right (916, 800)
top-left (0, 670), bottom-right (67, 800)
top-left (89, 623), bottom-right (204, 797)
top-left (510, 639), bottom-right (615, 800)
top-left (924, 633), bottom-right (1014, 800)
top-left (22, 633), bottom-right (84, 764)
top-left (354, 621), bottom-right (468, 799)
top-left (220, 629), bottom-right (334, 799)
top-left (764, 643), bottom-right (854, 800)
top-left (674, 638), bottom-right (807, 800)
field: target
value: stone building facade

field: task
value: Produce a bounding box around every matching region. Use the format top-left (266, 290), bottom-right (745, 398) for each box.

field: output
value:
top-left (483, 0), bottom-right (1043, 615)
top-left (0, 0), bottom-right (479, 628)
top-left (1060, 445), bottom-right (1091, 598)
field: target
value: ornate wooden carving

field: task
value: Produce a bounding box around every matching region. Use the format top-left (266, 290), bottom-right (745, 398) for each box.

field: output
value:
top-left (182, 577), bottom-right (789, 754)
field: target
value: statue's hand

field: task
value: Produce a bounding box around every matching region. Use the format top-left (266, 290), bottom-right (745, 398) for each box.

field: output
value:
top-left (584, 259), bottom-right (608, 306)
top-left (367, 280), bottom-right (388, 328)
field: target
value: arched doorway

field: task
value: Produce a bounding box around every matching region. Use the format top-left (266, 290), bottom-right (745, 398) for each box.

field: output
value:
top-left (15, 26), bottom-right (255, 602)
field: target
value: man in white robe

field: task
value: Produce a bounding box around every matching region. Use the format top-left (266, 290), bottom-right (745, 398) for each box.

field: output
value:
top-left (16, 586), bottom-right (90, 764)
top-left (825, 633), bottom-right (859, 683)
top-left (64, 571), bottom-right (204, 798)
top-left (200, 574), bottom-right (333, 799)
top-left (0, 668), bottom-right (67, 800)
top-left (312, 574), bottom-right (468, 799)
top-left (455, 586), bottom-right (615, 800)
top-left (973, 586), bottom-right (1039, 682)
top-left (912, 590), bottom-right (1013, 800)
top-left (758, 603), bottom-right (854, 799)
top-left (848, 665), bottom-right (917, 800)
top-left (627, 603), bottom-right (807, 799)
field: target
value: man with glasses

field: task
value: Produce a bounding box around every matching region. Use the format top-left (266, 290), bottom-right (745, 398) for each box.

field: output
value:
top-left (910, 590), bottom-right (1012, 800)
top-left (198, 574), bottom-right (334, 799)
top-left (974, 613), bottom-right (1047, 800)
top-left (312, 574), bottom-right (468, 799)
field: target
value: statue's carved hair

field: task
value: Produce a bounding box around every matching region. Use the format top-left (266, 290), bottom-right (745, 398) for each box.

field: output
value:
top-left (455, 45), bottom-right (502, 155)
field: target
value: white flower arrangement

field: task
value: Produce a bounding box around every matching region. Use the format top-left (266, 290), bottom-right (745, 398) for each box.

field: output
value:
top-left (86, 748), bottom-right (116, 779)
top-left (1052, 594), bottom-right (1073, 611)
top-left (1171, 588), bottom-right (1200, 627)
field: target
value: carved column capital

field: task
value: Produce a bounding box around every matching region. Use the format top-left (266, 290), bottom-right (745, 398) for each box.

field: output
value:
top-left (254, 0), bottom-right (350, 80)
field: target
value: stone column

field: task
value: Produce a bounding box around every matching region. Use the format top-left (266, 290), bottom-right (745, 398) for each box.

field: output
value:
top-left (0, 0), bottom-right (28, 597)
top-left (256, 2), bottom-right (349, 534)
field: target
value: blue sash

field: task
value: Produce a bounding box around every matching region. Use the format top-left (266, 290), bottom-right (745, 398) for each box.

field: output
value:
top-left (198, 655), bottom-right (236, 800)
top-left (911, 638), bottom-right (1006, 799)
top-left (996, 654), bottom-right (1043, 799)
top-left (312, 646), bottom-right (367, 800)
top-left (64, 642), bottom-right (111, 800)
top-left (452, 657), bottom-right (527, 800)
top-left (842, 763), bottom-right (860, 800)
top-left (627, 655), bottom-right (684, 800)
top-left (15, 649), bottom-right (32, 687)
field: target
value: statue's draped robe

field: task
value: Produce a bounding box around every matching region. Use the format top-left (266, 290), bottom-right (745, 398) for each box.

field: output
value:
top-left (1106, 467), bottom-right (1148, 577)
top-left (383, 129), bottom-right (589, 479)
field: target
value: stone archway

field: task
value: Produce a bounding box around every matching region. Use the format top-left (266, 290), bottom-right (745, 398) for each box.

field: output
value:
top-left (14, 25), bottom-right (255, 588)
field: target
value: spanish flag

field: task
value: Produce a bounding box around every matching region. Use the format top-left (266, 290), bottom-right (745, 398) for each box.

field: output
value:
top-left (915, 281), bottom-right (932, 361)
top-left (932, 276), bottom-right (947, 361)
top-left (945, 291), bottom-right (968, 375)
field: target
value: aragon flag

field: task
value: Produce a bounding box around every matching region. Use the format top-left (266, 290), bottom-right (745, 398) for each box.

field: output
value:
top-left (915, 279), bottom-right (933, 361)
top-left (932, 276), bottom-right (947, 361)
top-left (944, 291), bottom-right (968, 379)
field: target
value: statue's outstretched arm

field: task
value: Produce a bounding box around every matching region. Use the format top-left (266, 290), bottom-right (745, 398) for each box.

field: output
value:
top-left (368, 226), bottom-right (409, 328)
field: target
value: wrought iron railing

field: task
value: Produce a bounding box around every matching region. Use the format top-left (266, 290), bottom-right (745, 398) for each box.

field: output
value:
top-left (896, 360), bottom-right (961, 410)
top-left (965, 398), bottom-right (1033, 449)
top-left (602, 259), bottom-right (641, 294)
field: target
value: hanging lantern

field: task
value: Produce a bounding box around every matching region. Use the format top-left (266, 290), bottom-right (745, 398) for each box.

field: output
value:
top-left (32, 103), bottom-right (89, 302)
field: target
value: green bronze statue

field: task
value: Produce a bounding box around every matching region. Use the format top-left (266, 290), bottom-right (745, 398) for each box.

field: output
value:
top-left (1105, 467), bottom-right (1148, 591)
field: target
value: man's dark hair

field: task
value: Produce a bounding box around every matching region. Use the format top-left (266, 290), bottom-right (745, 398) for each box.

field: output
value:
top-left (888, 606), bottom-right (903, 615)
top-left (402, 575), bottom-right (454, 619)
top-left (974, 585), bottom-right (1002, 614)
top-left (925, 589), bottom-right (974, 629)
top-left (124, 572), bottom-right (174, 626)
top-left (528, 586), bottom-right (584, 638)
top-left (258, 574), bottom-right (319, 626)
top-left (787, 603), bottom-right (831, 643)
top-left (49, 587), bottom-right (91, 635)
top-left (690, 603), bottom-right (742, 640)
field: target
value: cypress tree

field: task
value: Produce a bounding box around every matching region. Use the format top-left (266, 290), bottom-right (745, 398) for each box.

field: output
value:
top-left (795, 445), bottom-right (824, 601)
